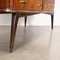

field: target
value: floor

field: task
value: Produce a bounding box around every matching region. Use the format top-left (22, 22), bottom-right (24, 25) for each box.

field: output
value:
top-left (0, 26), bottom-right (60, 60)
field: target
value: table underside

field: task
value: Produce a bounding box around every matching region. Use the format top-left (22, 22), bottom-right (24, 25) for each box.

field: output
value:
top-left (0, 9), bottom-right (54, 15)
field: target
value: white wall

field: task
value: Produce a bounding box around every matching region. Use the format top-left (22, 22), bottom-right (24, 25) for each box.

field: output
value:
top-left (0, 0), bottom-right (59, 26)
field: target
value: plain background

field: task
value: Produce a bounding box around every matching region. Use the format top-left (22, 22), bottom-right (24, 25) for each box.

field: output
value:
top-left (0, 0), bottom-right (59, 26)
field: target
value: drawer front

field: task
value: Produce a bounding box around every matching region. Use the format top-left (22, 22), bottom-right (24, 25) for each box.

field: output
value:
top-left (0, 0), bottom-right (8, 9)
top-left (12, 0), bottom-right (42, 11)
top-left (43, 0), bottom-right (55, 11)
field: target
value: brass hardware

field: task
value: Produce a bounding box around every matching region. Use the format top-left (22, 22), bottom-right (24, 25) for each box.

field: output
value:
top-left (44, 5), bottom-right (47, 8)
top-left (37, 4), bottom-right (41, 7)
top-left (19, 0), bottom-right (27, 3)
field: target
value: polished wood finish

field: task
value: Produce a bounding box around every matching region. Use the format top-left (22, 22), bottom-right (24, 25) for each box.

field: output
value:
top-left (43, 0), bottom-right (54, 11)
top-left (12, 0), bottom-right (42, 11)
top-left (0, 0), bottom-right (8, 9)
top-left (0, 0), bottom-right (55, 11)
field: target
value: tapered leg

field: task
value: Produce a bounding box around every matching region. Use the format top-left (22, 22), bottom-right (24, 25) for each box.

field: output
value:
top-left (25, 16), bottom-right (27, 27)
top-left (10, 13), bottom-right (19, 53)
top-left (10, 13), bottom-right (16, 53)
top-left (51, 15), bottom-right (54, 30)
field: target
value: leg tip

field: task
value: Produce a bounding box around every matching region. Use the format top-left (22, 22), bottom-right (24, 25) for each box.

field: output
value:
top-left (10, 49), bottom-right (13, 53)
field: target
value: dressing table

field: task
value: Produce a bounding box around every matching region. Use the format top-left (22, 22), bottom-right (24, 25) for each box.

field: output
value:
top-left (0, 0), bottom-right (55, 52)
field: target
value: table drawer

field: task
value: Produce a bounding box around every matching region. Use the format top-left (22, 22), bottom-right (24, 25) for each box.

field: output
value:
top-left (12, 0), bottom-right (42, 11)
top-left (43, 0), bottom-right (54, 11)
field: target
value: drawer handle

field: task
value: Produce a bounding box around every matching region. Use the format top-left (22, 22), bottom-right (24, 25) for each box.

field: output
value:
top-left (37, 4), bottom-right (41, 7)
top-left (19, 0), bottom-right (27, 3)
top-left (44, 5), bottom-right (47, 8)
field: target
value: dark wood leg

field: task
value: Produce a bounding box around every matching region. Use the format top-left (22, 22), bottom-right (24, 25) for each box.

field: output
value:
top-left (51, 15), bottom-right (54, 30)
top-left (10, 13), bottom-right (19, 53)
top-left (25, 16), bottom-right (27, 27)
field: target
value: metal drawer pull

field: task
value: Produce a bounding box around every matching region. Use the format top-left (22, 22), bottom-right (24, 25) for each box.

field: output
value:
top-left (37, 4), bottom-right (41, 7)
top-left (44, 5), bottom-right (47, 8)
top-left (19, 0), bottom-right (27, 3)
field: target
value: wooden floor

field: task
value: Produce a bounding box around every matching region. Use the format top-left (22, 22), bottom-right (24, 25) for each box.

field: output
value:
top-left (0, 26), bottom-right (60, 60)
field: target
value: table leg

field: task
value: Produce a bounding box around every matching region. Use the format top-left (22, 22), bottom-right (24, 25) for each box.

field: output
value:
top-left (25, 16), bottom-right (27, 27)
top-left (10, 13), bottom-right (19, 53)
top-left (51, 15), bottom-right (54, 30)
